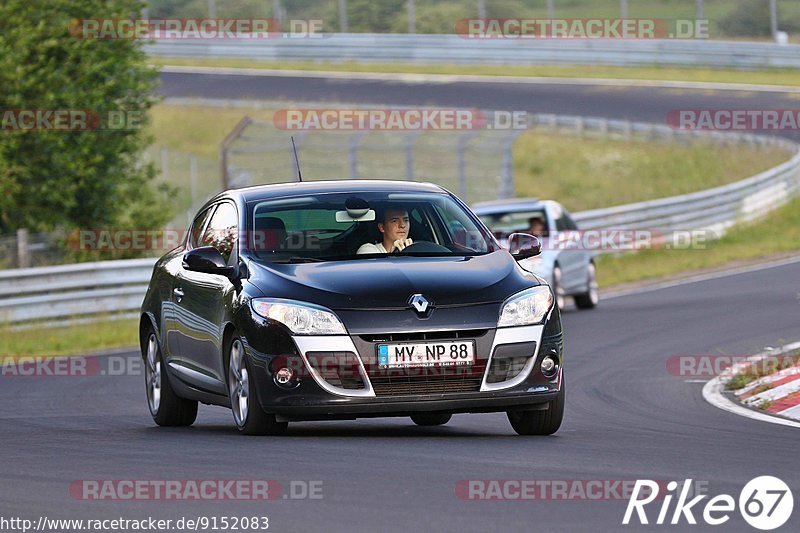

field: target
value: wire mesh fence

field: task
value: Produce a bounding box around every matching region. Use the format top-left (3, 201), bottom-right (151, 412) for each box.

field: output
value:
top-left (0, 230), bottom-right (66, 270)
top-left (224, 117), bottom-right (522, 204)
top-left (143, 146), bottom-right (219, 227)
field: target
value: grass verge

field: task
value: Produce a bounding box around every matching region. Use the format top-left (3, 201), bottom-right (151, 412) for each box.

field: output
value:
top-left (597, 197), bottom-right (800, 287)
top-left (0, 317), bottom-right (139, 358)
top-left (153, 58), bottom-right (800, 87)
top-left (512, 134), bottom-right (788, 211)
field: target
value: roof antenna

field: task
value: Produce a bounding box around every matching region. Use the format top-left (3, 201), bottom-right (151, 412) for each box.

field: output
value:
top-left (291, 136), bottom-right (303, 182)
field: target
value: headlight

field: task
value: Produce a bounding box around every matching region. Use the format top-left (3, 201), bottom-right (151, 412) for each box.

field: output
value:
top-left (251, 298), bottom-right (347, 335)
top-left (498, 286), bottom-right (553, 327)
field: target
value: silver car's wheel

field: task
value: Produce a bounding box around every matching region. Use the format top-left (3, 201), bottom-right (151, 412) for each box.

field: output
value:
top-left (574, 262), bottom-right (599, 310)
top-left (145, 333), bottom-right (161, 414)
top-left (552, 265), bottom-right (566, 310)
top-left (228, 339), bottom-right (250, 427)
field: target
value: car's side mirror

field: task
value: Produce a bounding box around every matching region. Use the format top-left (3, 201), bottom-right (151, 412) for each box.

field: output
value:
top-left (183, 246), bottom-right (236, 277)
top-left (508, 233), bottom-right (542, 260)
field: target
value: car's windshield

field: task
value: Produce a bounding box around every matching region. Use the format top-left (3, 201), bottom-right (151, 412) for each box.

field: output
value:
top-left (248, 191), bottom-right (499, 262)
top-left (478, 209), bottom-right (550, 240)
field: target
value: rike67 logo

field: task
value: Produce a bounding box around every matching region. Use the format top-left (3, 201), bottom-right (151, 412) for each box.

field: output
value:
top-left (623, 476), bottom-right (793, 530)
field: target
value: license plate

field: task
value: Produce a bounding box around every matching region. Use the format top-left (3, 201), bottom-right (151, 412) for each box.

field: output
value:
top-left (377, 341), bottom-right (475, 369)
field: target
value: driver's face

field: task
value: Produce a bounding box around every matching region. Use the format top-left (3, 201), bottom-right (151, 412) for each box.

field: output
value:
top-left (379, 209), bottom-right (410, 242)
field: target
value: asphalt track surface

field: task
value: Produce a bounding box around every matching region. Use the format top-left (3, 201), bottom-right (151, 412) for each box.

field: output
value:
top-left (2, 74), bottom-right (798, 532)
top-left (2, 260), bottom-right (799, 532)
top-left (158, 71), bottom-right (800, 141)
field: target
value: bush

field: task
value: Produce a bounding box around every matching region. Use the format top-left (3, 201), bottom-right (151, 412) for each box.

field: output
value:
top-left (0, 0), bottom-right (173, 251)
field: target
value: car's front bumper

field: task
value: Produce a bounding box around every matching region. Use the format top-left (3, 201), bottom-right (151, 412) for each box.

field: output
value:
top-left (243, 308), bottom-right (564, 420)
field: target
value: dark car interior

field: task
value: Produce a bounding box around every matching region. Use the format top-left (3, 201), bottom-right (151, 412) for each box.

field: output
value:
top-left (251, 200), bottom-right (485, 261)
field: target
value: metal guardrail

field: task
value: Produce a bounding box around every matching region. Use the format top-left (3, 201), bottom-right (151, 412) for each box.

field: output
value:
top-left (0, 258), bottom-right (156, 324)
top-left (146, 34), bottom-right (800, 69)
top-left (2, 115), bottom-right (798, 325)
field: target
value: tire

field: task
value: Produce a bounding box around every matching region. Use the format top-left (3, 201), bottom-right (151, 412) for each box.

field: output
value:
top-left (507, 378), bottom-right (564, 436)
top-left (574, 262), bottom-right (599, 310)
top-left (551, 265), bottom-right (566, 310)
top-left (410, 413), bottom-right (452, 426)
top-left (227, 334), bottom-right (288, 436)
top-left (143, 328), bottom-right (198, 427)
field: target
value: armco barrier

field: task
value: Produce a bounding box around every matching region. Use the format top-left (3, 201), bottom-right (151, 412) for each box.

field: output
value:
top-left (146, 34), bottom-right (800, 69)
top-left (0, 258), bottom-right (156, 324)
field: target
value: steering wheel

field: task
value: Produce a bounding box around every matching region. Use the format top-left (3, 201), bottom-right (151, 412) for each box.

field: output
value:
top-left (397, 241), bottom-right (450, 253)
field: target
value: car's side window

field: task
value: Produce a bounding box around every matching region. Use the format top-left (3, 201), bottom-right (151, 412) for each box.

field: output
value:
top-left (564, 212), bottom-right (578, 230)
top-left (433, 203), bottom-right (487, 252)
top-left (188, 207), bottom-right (215, 250)
top-left (201, 202), bottom-right (238, 264)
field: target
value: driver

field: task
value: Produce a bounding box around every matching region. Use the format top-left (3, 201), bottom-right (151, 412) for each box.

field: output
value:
top-left (357, 206), bottom-right (413, 254)
top-left (526, 216), bottom-right (547, 238)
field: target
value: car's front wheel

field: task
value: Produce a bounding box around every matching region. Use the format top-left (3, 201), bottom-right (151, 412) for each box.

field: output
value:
top-left (143, 329), bottom-right (198, 427)
top-left (506, 379), bottom-right (564, 436)
top-left (410, 413), bottom-right (452, 426)
top-left (227, 334), bottom-right (288, 436)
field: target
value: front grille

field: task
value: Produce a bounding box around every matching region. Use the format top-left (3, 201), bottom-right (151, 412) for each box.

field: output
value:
top-left (370, 377), bottom-right (483, 397)
top-left (353, 329), bottom-right (494, 397)
top-left (360, 329), bottom-right (488, 343)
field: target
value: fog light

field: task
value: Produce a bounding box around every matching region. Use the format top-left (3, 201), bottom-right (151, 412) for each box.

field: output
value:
top-left (275, 367), bottom-right (294, 386)
top-left (540, 355), bottom-right (558, 378)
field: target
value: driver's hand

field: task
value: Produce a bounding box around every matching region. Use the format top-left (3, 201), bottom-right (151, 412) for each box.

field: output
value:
top-left (391, 238), bottom-right (413, 252)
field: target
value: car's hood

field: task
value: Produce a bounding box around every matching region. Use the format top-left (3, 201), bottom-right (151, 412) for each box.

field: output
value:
top-left (246, 251), bottom-right (539, 310)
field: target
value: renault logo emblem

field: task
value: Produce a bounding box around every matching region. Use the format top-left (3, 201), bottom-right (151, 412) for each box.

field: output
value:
top-left (409, 294), bottom-right (430, 315)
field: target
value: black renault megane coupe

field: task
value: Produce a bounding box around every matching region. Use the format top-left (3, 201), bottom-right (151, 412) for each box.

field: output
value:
top-left (140, 180), bottom-right (564, 436)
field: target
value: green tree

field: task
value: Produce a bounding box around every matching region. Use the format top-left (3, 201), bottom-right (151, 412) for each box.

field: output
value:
top-left (0, 0), bottom-right (170, 237)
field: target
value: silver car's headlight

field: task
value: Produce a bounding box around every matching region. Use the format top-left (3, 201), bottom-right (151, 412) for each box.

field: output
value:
top-left (498, 286), bottom-right (553, 327)
top-left (251, 298), bottom-right (347, 335)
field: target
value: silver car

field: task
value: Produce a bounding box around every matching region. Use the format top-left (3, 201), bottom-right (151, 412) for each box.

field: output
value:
top-left (472, 198), bottom-right (598, 310)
